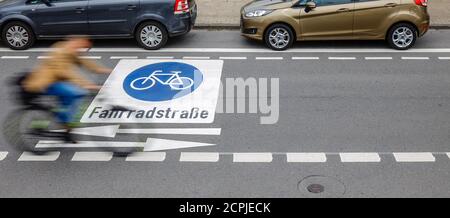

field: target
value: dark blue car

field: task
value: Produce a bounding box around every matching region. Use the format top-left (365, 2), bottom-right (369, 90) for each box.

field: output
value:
top-left (0, 0), bottom-right (197, 50)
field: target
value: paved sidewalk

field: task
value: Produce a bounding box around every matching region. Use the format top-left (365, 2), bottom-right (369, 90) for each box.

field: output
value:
top-left (195, 0), bottom-right (450, 28)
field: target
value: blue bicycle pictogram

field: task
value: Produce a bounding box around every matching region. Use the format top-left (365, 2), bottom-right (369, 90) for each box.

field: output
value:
top-left (123, 62), bottom-right (203, 102)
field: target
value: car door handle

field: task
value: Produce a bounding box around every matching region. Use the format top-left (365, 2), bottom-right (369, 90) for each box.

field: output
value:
top-left (384, 3), bottom-right (398, 7)
top-left (127, 5), bottom-right (137, 10)
top-left (336, 8), bottom-right (350, 12)
top-left (75, 8), bottom-right (86, 13)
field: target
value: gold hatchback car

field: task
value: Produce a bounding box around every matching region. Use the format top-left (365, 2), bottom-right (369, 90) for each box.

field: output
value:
top-left (241, 0), bottom-right (430, 50)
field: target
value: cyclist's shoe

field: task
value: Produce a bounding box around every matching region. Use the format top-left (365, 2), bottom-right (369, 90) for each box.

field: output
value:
top-left (63, 131), bottom-right (78, 144)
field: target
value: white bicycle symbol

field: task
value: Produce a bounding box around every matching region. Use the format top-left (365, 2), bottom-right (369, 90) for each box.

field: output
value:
top-left (130, 70), bottom-right (195, 91)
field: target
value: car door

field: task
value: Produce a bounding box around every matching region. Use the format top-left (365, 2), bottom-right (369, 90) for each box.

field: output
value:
top-left (87, 0), bottom-right (139, 36)
top-left (353, 0), bottom-right (401, 39)
top-left (32, 0), bottom-right (89, 36)
top-left (299, 0), bottom-right (355, 40)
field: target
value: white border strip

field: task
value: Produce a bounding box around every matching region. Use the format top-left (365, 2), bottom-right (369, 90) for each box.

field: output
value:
top-left (292, 57), bottom-right (320, 60)
top-left (146, 56), bottom-right (174, 59)
top-left (329, 57), bottom-right (356, 60)
top-left (0, 152), bottom-right (8, 161)
top-left (110, 56), bottom-right (138, 60)
top-left (365, 57), bottom-right (393, 60)
top-left (393, 152), bottom-right (436, 162)
top-left (340, 153), bottom-right (381, 163)
top-left (401, 57), bottom-right (430, 60)
top-left (233, 153), bottom-right (273, 163)
top-left (219, 56), bottom-right (247, 60)
top-left (255, 57), bottom-right (283, 60)
top-left (1, 56), bottom-right (29, 59)
top-left (125, 152), bottom-right (166, 162)
top-left (18, 152), bottom-right (60, 162)
top-left (180, 152), bottom-right (220, 162)
top-left (438, 57), bottom-right (450, 60)
top-left (446, 153), bottom-right (450, 159)
top-left (86, 48), bottom-right (450, 53)
top-left (286, 153), bottom-right (327, 163)
top-left (183, 56), bottom-right (211, 60)
top-left (80, 56), bottom-right (102, 60)
top-left (71, 152), bottom-right (113, 162)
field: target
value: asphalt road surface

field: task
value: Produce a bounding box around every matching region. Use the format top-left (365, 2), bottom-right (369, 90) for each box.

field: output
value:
top-left (0, 30), bottom-right (450, 198)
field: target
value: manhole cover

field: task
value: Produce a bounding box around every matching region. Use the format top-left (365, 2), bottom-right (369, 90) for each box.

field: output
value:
top-left (298, 175), bottom-right (346, 198)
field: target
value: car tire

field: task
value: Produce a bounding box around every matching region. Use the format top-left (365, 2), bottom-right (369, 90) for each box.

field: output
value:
top-left (135, 21), bottom-right (168, 50)
top-left (387, 23), bottom-right (417, 50)
top-left (2, 21), bottom-right (35, 50)
top-left (265, 24), bottom-right (294, 51)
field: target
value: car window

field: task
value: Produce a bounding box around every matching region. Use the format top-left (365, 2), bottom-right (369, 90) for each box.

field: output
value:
top-left (299, 0), bottom-right (353, 6)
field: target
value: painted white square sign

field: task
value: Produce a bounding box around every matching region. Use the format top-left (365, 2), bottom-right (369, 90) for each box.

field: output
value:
top-left (81, 59), bottom-right (223, 123)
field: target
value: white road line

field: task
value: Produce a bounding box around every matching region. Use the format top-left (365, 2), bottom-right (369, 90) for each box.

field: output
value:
top-left (80, 56), bottom-right (102, 60)
top-left (87, 48), bottom-right (450, 53)
top-left (1, 56), bottom-right (29, 59)
top-left (438, 57), bottom-right (450, 60)
top-left (183, 56), bottom-right (211, 60)
top-left (401, 57), bottom-right (430, 60)
top-left (125, 152), bottom-right (166, 162)
top-left (117, 128), bottom-right (222, 136)
top-left (71, 152), bottom-right (113, 162)
top-left (0, 48), bottom-right (88, 52)
top-left (219, 56), bottom-right (247, 60)
top-left (292, 57), bottom-right (320, 60)
top-left (255, 57), bottom-right (283, 60)
top-left (393, 152), bottom-right (436, 162)
top-left (329, 57), bottom-right (356, 60)
top-left (365, 57), bottom-right (393, 60)
top-left (37, 56), bottom-right (50, 59)
top-left (447, 153), bottom-right (450, 159)
top-left (340, 153), bottom-right (381, 163)
top-left (146, 56), bottom-right (174, 59)
top-left (18, 152), bottom-right (60, 162)
top-left (110, 56), bottom-right (138, 60)
top-left (180, 152), bottom-right (220, 162)
top-left (286, 153), bottom-right (327, 163)
top-left (0, 152), bottom-right (7, 161)
top-left (233, 153), bottom-right (273, 163)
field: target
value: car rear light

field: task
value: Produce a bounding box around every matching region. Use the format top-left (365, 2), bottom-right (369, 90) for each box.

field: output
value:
top-left (415, 0), bottom-right (428, 7)
top-left (174, 0), bottom-right (190, 14)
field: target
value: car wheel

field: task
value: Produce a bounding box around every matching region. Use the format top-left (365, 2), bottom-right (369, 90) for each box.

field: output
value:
top-left (265, 24), bottom-right (294, 51)
top-left (136, 22), bottom-right (168, 50)
top-left (387, 23), bottom-right (417, 50)
top-left (2, 22), bottom-right (35, 50)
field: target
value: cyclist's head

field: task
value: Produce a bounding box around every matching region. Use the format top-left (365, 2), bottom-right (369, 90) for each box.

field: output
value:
top-left (65, 35), bottom-right (92, 50)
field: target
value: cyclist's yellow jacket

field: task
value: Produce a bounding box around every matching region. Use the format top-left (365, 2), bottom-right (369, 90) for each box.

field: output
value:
top-left (23, 41), bottom-right (104, 93)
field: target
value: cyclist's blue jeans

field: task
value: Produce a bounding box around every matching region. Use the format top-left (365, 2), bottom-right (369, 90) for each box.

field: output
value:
top-left (45, 82), bottom-right (88, 124)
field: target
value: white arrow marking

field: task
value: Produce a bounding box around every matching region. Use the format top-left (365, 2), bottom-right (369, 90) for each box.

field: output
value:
top-left (35, 138), bottom-right (215, 152)
top-left (62, 125), bottom-right (221, 138)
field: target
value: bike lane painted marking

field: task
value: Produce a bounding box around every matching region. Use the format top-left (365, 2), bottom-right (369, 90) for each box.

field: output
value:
top-left (71, 152), bottom-right (113, 162)
top-left (18, 152), bottom-right (60, 162)
top-left (439, 57), bottom-right (450, 60)
top-left (393, 152), bottom-right (436, 162)
top-left (292, 57), bottom-right (320, 60)
top-left (1, 56), bottom-right (29, 59)
top-left (180, 152), bottom-right (220, 162)
top-left (125, 152), bottom-right (166, 162)
top-left (401, 57), bottom-right (430, 60)
top-left (365, 57), bottom-right (393, 60)
top-left (329, 57), bottom-right (357, 60)
top-left (286, 153), bottom-right (327, 163)
top-left (80, 56), bottom-right (102, 60)
top-left (255, 57), bottom-right (283, 60)
top-left (110, 56), bottom-right (138, 60)
top-left (219, 57), bottom-right (247, 60)
top-left (447, 153), bottom-right (450, 159)
top-left (147, 56), bottom-right (174, 59)
top-left (183, 56), bottom-right (211, 60)
top-left (233, 153), bottom-right (273, 163)
top-left (0, 152), bottom-right (7, 161)
top-left (340, 153), bottom-right (381, 163)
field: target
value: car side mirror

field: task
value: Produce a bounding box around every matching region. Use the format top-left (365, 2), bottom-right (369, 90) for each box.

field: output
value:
top-left (305, 1), bottom-right (316, 12)
top-left (41, 0), bottom-right (52, 7)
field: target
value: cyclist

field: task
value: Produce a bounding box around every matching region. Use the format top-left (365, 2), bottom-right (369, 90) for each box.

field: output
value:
top-left (21, 36), bottom-right (111, 143)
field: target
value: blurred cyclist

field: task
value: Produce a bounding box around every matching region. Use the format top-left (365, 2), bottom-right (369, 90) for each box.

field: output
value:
top-left (21, 36), bottom-right (111, 143)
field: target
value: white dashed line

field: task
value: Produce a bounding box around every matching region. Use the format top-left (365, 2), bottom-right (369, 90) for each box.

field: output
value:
top-left (0, 152), bottom-right (7, 161)
top-left (110, 56), bottom-right (138, 60)
top-left (365, 57), bottom-right (393, 60)
top-left (340, 153), bottom-right (381, 163)
top-left (447, 153), bottom-right (450, 159)
top-left (37, 56), bottom-right (50, 59)
top-left (329, 57), bottom-right (356, 60)
top-left (80, 56), bottom-right (102, 60)
top-left (286, 153), bottom-right (327, 163)
top-left (401, 57), bottom-right (430, 60)
top-left (292, 57), bottom-right (320, 60)
top-left (1, 56), bottom-right (29, 59)
top-left (18, 152), bottom-right (60, 162)
top-left (180, 152), bottom-right (220, 162)
top-left (183, 56), bottom-right (211, 60)
top-left (146, 56), bottom-right (174, 59)
top-left (255, 57), bottom-right (283, 60)
top-left (86, 48), bottom-right (450, 53)
top-left (71, 152), bottom-right (113, 162)
top-left (219, 56), bottom-right (247, 60)
top-left (233, 153), bottom-right (273, 163)
top-left (438, 57), bottom-right (450, 60)
top-left (125, 152), bottom-right (166, 162)
top-left (393, 152), bottom-right (436, 162)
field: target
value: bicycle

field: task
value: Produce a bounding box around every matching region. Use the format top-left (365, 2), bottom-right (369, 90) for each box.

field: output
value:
top-left (130, 70), bottom-right (194, 91)
top-left (2, 73), bottom-right (144, 155)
